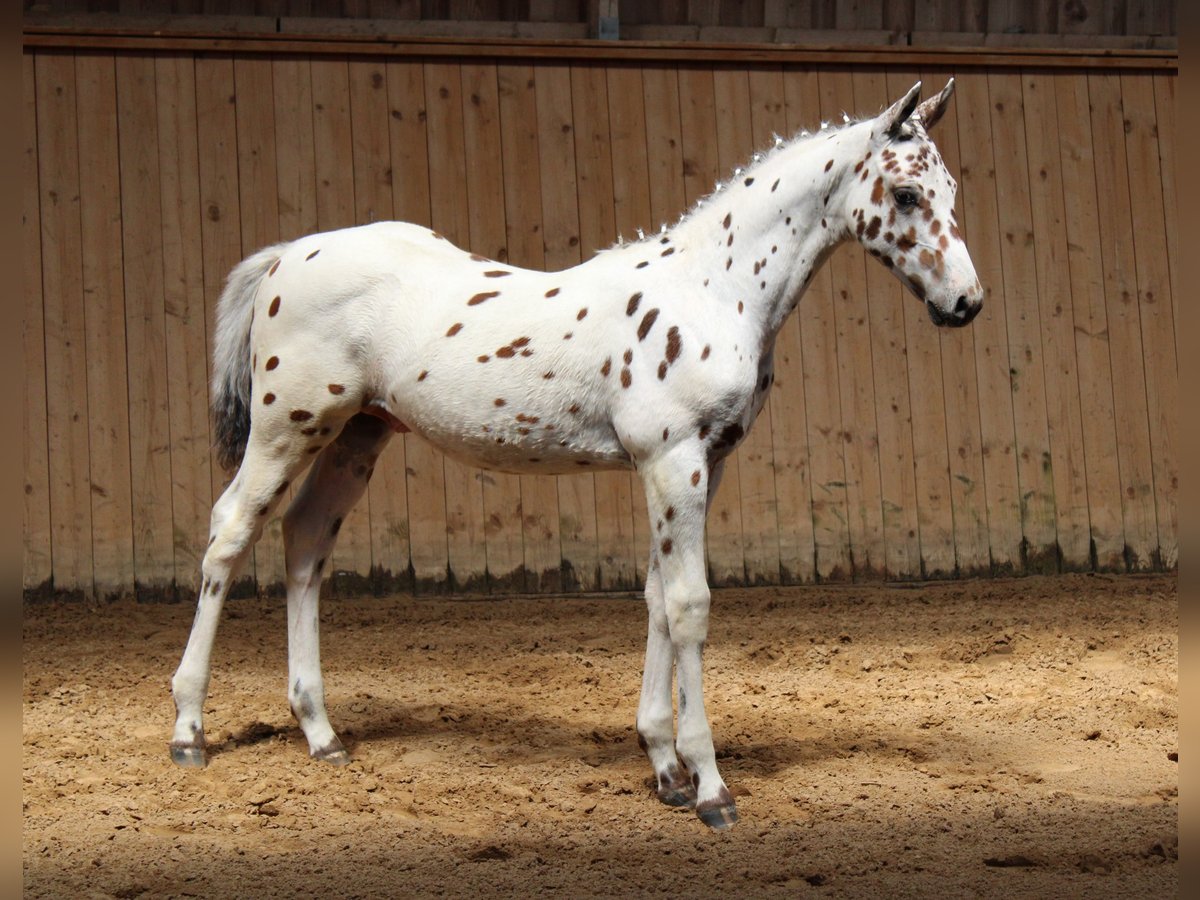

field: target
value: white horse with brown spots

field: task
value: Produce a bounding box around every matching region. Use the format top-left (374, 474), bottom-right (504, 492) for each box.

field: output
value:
top-left (171, 80), bottom-right (980, 829)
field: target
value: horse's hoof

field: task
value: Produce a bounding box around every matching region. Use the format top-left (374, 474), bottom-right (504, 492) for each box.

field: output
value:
top-left (170, 743), bottom-right (207, 768)
top-left (312, 741), bottom-right (351, 766)
top-left (657, 783), bottom-right (697, 807)
top-left (696, 789), bottom-right (738, 829)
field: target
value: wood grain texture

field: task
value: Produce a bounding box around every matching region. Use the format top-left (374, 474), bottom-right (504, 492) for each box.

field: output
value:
top-left (22, 48), bottom-right (1178, 597)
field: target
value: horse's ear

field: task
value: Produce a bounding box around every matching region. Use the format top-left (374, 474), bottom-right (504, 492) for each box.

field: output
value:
top-left (916, 78), bottom-right (955, 131)
top-left (879, 81), bottom-right (922, 139)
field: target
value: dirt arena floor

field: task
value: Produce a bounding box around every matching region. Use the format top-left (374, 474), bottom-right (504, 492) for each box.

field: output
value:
top-left (23, 573), bottom-right (1176, 898)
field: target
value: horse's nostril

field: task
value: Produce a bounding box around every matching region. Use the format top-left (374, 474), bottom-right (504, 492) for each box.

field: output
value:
top-left (954, 295), bottom-right (970, 315)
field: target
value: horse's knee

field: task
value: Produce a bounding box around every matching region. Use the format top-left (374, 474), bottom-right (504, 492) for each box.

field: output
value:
top-left (663, 578), bottom-right (711, 646)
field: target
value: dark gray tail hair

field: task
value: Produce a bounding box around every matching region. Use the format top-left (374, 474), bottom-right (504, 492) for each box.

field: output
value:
top-left (211, 242), bottom-right (291, 472)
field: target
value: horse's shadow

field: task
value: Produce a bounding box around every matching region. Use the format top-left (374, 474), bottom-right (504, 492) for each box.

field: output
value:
top-left (207, 695), bottom-right (975, 784)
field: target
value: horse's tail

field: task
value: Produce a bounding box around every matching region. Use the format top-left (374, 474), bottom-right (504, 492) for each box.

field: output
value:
top-left (211, 242), bottom-right (291, 472)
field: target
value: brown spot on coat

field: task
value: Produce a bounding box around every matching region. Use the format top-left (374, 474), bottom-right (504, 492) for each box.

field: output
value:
top-left (690, 470), bottom-right (701, 486)
top-left (665, 327), bottom-right (682, 364)
top-left (446, 322), bottom-right (463, 336)
top-left (494, 398), bottom-right (507, 407)
top-left (577, 308), bottom-right (588, 320)
top-left (484, 270), bottom-right (510, 278)
top-left (263, 393), bottom-right (276, 405)
top-left (545, 287), bottom-right (560, 297)
top-left (871, 176), bottom-right (885, 205)
top-left (824, 159), bottom-right (834, 171)
top-left (290, 410), bottom-right (314, 422)
top-left (600, 357), bottom-right (612, 377)
top-left (305, 249), bottom-right (320, 261)
top-left (266, 356), bottom-right (279, 371)
top-left (269, 259), bottom-right (281, 276)
top-left (657, 361), bottom-right (668, 380)
top-left (268, 296), bottom-right (281, 316)
top-left (468, 291), bottom-right (500, 306)
top-left (620, 368), bottom-right (632, 388)
top-left (626, 292), bottom-right (642, 316)
top-left (328, 384), bottom-right (345, 394)
top-left (661, 247), bottom-right (675, 257)
top-left (637, 308), bottom-right (660, 340)
top-left (701, 344), bottom-right (711, 360)
top-left (723, 212), bottom-right (732, 229)
top-left (661, 538), bottom-right (674, 555)
top-left (417, 371), bottom-right (428, 381)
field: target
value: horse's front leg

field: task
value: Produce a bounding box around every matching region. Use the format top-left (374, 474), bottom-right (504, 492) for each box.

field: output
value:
top-left (637, 551), bottom-right (695, 807)
top-left (640, 453), bottom-right (737, 829)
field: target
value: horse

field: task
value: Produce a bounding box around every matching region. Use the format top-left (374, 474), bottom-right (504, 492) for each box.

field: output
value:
top-left (170, 79), bottom-right (981, 829)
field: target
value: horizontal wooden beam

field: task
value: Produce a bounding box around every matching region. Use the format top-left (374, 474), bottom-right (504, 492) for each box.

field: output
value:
top-left (22, 25), bottom-right (1176, 71)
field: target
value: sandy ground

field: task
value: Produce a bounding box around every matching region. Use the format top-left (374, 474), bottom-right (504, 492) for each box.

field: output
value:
top-left (23, 573), bottom-right (1176, 898)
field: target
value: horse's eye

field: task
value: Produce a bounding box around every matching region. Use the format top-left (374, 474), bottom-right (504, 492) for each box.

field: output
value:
top-left (894, 188), bottom-right (920, 210)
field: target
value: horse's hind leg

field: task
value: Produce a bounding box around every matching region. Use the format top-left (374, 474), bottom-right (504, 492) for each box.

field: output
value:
top-left (169, 424), bottom-right (325, 767)
top-left (281, 413), bottom-right (393, 764)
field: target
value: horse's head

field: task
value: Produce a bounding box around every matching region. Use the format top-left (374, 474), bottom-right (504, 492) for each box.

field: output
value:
top-left (846, 80), bottom-right (982, 327)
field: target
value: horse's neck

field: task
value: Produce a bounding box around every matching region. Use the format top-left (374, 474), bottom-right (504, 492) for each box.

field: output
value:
top-left (673, 123), bottom-right (866, 347)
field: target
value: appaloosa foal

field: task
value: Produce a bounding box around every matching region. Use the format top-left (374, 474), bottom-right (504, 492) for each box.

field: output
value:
top-left (171, 80), bottom-right (980, 829)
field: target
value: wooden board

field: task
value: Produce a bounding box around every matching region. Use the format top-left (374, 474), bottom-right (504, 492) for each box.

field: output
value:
top-left (594, 63), bottom-right (647, 591)
top-left (558, 61), bottom-right (611, 591)
top-left (857, 68), bottom-right (921, 579)
top-left (818, 68), bottom-right (885, 579)
top-left (1019, 70), bottom-right (1092, 569)
top-left (986, 71), bottom-right (1059, 570)
top-left (1152, 73), bottom-right (1177, 366)
top-left (1051, 72), bottom-right (1126, 570)
top-left (194, 55), bottom-right (244, 525)
top-left (22, 51), bottom-right (53, 592)
top-left (952, 71), bottom-right (1022, 573)
top-left (912, 67), bottom-right (990, 577)
top-left (782, 67), bottom-right (850, 582)
top-left (514, 61), bottom-right (568, 593)
top-left (385, 58), bottom-right (450, 594)
top-left (156, 53), bottom-right (214, 595)
top-left (74, 52), bottom-right (134, 598)
top-left (1087, 72), bottom-right (1158, 570)
top-left (739, 65), bottom-right (787, 585)
top-left (424, 60), bottom-right (489, 592)
top-left (1120, 72), bottom-right (1177, 569)
top-left (461, 60), bottom-right (526, 593)
top-left (117, 53), bottom-right (176, 595)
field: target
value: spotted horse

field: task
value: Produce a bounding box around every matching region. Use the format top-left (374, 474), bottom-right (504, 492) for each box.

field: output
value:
top-left (170, 80), bottom-right (981, 829)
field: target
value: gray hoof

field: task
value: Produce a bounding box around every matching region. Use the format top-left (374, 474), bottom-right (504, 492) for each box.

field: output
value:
top-left (170, 743), bottom-right (208, 768)
top-left (657, 783), bottom-right (697, 807)
top-left (312, 740), bottom-right (351, 765)
top-left (696, 787), bottom-right (738, 829)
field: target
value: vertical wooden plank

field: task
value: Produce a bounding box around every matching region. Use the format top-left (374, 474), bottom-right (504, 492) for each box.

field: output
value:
top-left (385, 58), bottom-right (448, 593)
top-left (232, 55), bottom-right (284, 593)
top-left (194, 57), bottom-right (250, 598)
top-left (349, 56), bottom-right (414, 594)
top-left (37, 52), bottom-right (94, 597)
top-left (782, 68), bottom-right (850, 582)
top-left (987, 71), bottom-right (1059, 570)
top-left (559, 60), bottom-right (612, 591)
top-left (425, 60), bottom-right (489, 591)
top-left (157, 54), bottom-right (214, 594)
top-left (1120, 72), bottom-right (1177, 569)
top-left (75, 53), bottom-right (134, 598)
top-left (913, 68), bottom-right (989, 577)
top-left (273, 56), bottom-right (318, 242)
top-left (855, 68), bottom-right (921, 579)
top-left (1020, 70), bottom-right (1092, 569)
top-left (1152, 73), bottom-right (1177, 365)
top-left (742, 66), bottom-right (787, 585)
top-left (23, 52), bottom-right (53, 592)
top-left (117, 54), bottom-right (175, 595)
top-left (311, 58), bottom-right (374, 588)
top-left (597, 63), bottom-right (648, 591)
top-left (953, 71), bottom-right (1023, 573)
top-left (1053, 73), bottom-right (1125, 570)
top-left (460, 60), bottom-right (526, 593)
top-left (679, 64), bottom-right (748, 586)
top-left (1088, 72), bottom-right (1158, 570)
top-left (710, 67), bottom-right (758, 584)
top-left (516, 61), bottom-right (570, 593)
top-left (817, 69), bottom-right (886, 579)
top-left (764, 69), bottom-right (817, 586)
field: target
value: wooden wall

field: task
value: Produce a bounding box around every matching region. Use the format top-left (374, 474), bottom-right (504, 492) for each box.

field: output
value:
top-left (22, 37), bottom-right (1178, 600)
top-left (22, 0), bottom-right (1179, 41)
